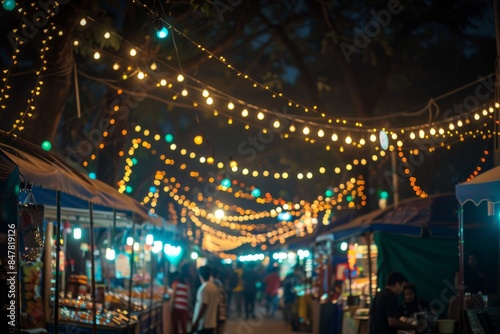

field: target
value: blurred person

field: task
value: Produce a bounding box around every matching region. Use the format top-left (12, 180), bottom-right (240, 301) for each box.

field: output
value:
top-left (192, 265), bottom-right (219, 334)
top-left (369, 271), bottom-right (421, 334)
top-left (171, 269), bottom-right (191, 334)
top-left (225, 266), bottom-right (235, 317)
top-left (263, 265), bottom-right (281, 317)
top-left (242, 263), bottom-right (260, 320)
top-left (211, 268), bottom-right (227, 334)
top-left (231, 261), bottom-right (244, 317)
top-left (399, 283), bottom-right (430, 318)
top-left (282, 265), bottom-right (301, 328)
top-left (464, 252), bottom-right (489, 293)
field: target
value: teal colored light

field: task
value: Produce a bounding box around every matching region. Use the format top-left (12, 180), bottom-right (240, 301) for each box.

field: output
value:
top-left (346, 195), bottom-right (352, 202)
top-left (149, 186), bottom-right (156, 193)
top-left (126, 186), bottom-right (133, 193)
top-left (380, 190), bottom-right (389, 199)
top-left (325, 189), bottom-right (333, 197)
top-left (131, 158), bottom-right (138, 165)
top-left (156, 27), bottom-right (169, 39)
top-left (251, 188), bottom-right (261, 197)
top-left (221, 178), bottom-right (231, 188)
top-left (2, 0), bottom-right (16, 11)
top-left (41, 140), bottom-right (52, 151)
top-left (14, 183), bottom-right (20, 195)
top-left (164, 134), bottom-right (174, 143)
top-left (88, 172), bottom-right (96, 179)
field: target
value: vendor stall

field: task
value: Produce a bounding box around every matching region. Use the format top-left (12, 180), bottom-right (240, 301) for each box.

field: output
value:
top-left (0, 132), bottom-right (174, 334)
top-left (316, 192), bottom-right (497, 333)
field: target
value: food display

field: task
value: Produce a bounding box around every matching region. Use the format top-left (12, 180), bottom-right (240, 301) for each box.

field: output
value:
top-left (58, 307), bottom-right (138, 327)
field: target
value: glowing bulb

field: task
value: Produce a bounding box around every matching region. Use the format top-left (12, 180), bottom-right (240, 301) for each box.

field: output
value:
top-left (156, 27), bottom-right (169, 39)
top-left (93, 52), bottom-right (100, 60)
top-left (194, 135), bottom-right (203, 145)
top-left (137, 71), bottom-right (145, 80)
top-left (206, 97), bottom-right (213, 105)
top-left (317, 129), bottom-right (325, 137)
top-left (202, 89), bottom-right (209, 97)
top-left (331, 133), bottom-right (338, 141)
top-left (273, 120), bottom-right (280, 128)
top-left (129, 48), bottom-right (137, 56)
top-left (181, 89), bottom-right (188, 96)
top-left (302, 127), bottom-right (310, 135)
top-left (112, 63), bottom-right (120, 70)
top-left (80, 18), bottom-right (87, 26)
top-left (104, 32), bottom-right (111, 39)
top-left (257, 112), bottom-right (264, 120)
top-left (215, 209), bottom-right (225, 219)
top-left (177, 74), bottom-right (184, 82)
top-left (227, 102), bottom-right (235, 110)
top-left (345, 136), bottom-right (352, 144)
top-left (150, 62), bottom-right (157, 71)
top-left (241, 109), bottom-right (248, 117)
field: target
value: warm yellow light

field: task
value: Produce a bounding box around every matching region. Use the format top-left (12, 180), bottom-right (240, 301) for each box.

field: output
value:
top-left (160, 79), bottom-right (167, 86)
top-left (410, 132), bottom-right (416, 140)
top-left (317, 129), bottom-right (324, 137)
top-left (93, 52), bottom-right (100, 59)
top-left (80, 18), bottom-right (87, 26)
top-left (194, 135), bottom-right (203, 145)
top-left (370, 134), bottom-right (377, 142)
top-left (345, 136), bottom-right (352, 144)
top-left (137, 71), bottom-right (145, 80)
top-left (129, 48), bottom-right (137, 56)
top-left (177, 74), bottom-right (184, 82)
top-left (228, 102), bottom-right (235, 110)
top-left (289, 124), bottom-right (296, 132)
top-left (181, 89), bottom-right (188, 96)
top-left (297, 173), bottom-right (304, 179)
top-left (302, 127), bottom-right (310, 135)
top-left (104, 32), bottom-right (111, 39)
top-left (257, 112), bottom-right (264, 120)
top-left (241, 109), bottom-right (248, 117)
top-left (112, 63), bottom-right (120, 70)
top-left (273, 120), bottom-right (280, 128)
top-left (319, 167), bottom-right (326, 173)
top-left (206, 97), bottom-right (213, 105)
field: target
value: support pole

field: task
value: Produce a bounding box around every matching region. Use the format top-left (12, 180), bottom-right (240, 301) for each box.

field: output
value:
top-left (494, 0), bottom-right (500, 166)
top-left (128, 220), bottom-right (136, 324)
top-left (365, 232), bottom-right (373, 303)
top-left (54, 190), bottom-right (61, 333)
top-left (391, 150), bottom-right (399, 208)
top-left (89, 203), bottom-right (97, 334)
top-left (458, 205), bottom-right (465, 334)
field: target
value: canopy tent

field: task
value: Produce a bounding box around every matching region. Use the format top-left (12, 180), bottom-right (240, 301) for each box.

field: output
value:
top-left (455, 165), bottom-right (500, 330)
top-left (0, 131), bottom-right (159, 225)
top-left (318, 193), bottom-right (461, 241)
top-left (456, 165), bottom-right (500, 206)
top-left (315, 193), bottom-right (496, 314)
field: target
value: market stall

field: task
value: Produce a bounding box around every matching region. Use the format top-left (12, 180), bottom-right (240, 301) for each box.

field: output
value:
top-left (0, 132), bottom-right (173, 334)
top-left (315, 192), bottom-right (497, 333)
top-left (456, 165), bottom-right (500, 332)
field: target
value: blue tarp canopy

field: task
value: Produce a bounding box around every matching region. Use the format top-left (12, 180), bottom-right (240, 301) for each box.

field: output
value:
top-left (318, 193), bottom-right (461, 241)
top-left (456, 165), bottom-right (500, 205)
top-left (0, 131), bottom-right (166, 226)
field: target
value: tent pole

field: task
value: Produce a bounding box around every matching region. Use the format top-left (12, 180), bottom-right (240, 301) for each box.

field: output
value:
top-left (458, 204), bottom-right (464, 334)
top-left (54, 190), bottom-right (61, 334)
top-left (365, 232), bottom-right (373, 302)
top-left (128, 220), bottom-right (136, 324)
top-left (89, 203), bottom-right (97, 334)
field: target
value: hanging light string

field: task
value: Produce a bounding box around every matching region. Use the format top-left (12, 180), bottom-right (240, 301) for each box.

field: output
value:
top-left (67, 13), bottom-right (500, 153)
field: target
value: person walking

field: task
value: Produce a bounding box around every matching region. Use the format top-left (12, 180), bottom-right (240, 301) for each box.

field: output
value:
top-left (263, 265), bottom-right (281, 317)
top-left (231, 262), bottom-right (244, 317)
top-left (242, 263), bottom-right (260, 320)
top-left (171, 270), bottom-right (191, 334)
top-left (369, 271), bottom-right (421, 334)
top-left (192, 265), bottom-right (219, 334)
top-left (211, 268), bottom-right (227, 334)
top-left (282, 265), bottom-right (301, 328)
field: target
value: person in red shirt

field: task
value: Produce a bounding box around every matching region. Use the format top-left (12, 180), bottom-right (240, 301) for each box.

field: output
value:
top-left (263, 266), bottom-right (281, 317)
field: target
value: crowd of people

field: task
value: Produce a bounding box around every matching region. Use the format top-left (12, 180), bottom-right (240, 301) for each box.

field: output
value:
top-left (169, 262), bottom-right (305, 334)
